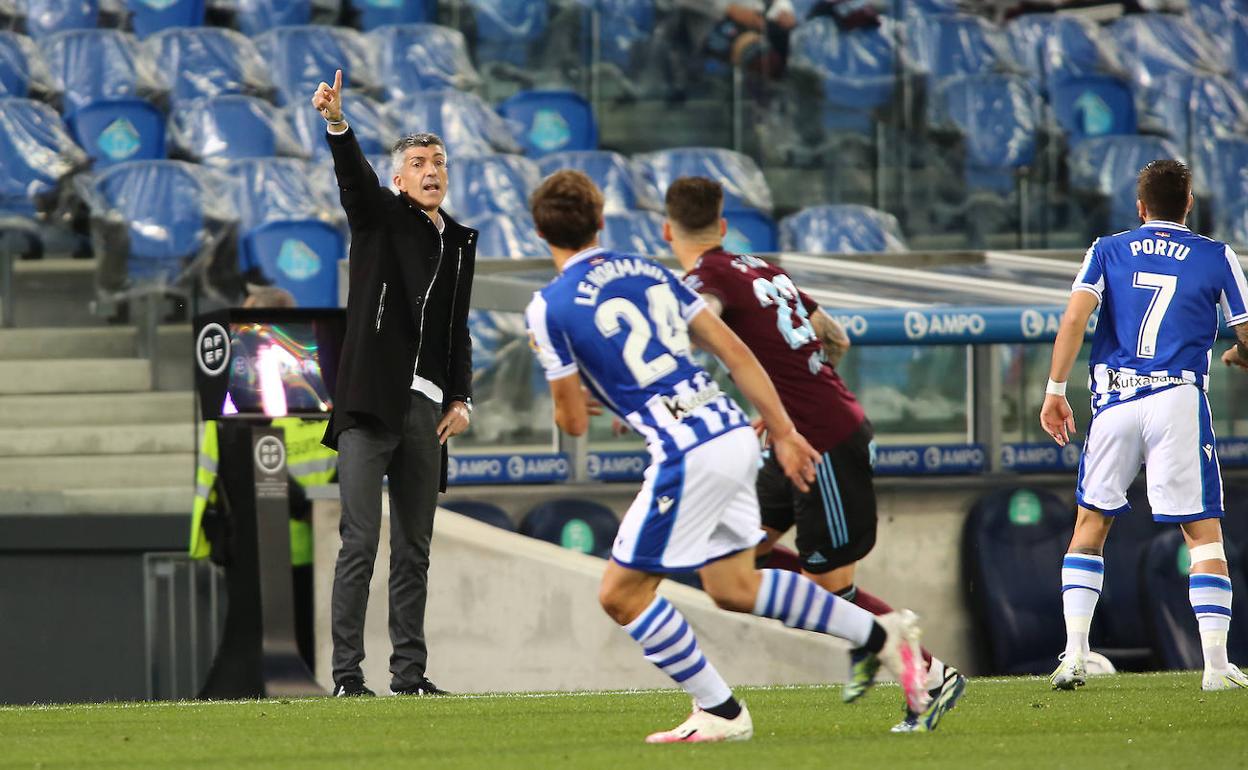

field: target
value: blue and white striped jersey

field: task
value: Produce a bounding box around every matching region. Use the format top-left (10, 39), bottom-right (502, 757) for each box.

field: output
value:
top-left (525, 247), bottom-right (748, 459)
top-left (1073, 220), bottom-right (1248, 411)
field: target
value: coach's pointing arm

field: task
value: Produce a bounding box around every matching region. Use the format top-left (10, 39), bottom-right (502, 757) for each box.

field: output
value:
top-left (312, 69), bottom-right (385, 229)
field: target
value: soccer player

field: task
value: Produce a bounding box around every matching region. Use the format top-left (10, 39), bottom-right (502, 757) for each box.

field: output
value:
top-left (1042, 160), bottom-right (1248, 691)
top-left (664, 177), bottom-right (966, 732)
top-left (524, 170), bottom-right (930, 743)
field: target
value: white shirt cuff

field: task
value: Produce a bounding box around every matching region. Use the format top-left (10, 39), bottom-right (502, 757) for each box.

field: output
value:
top-left (326, 121), bottom-right (349, 136)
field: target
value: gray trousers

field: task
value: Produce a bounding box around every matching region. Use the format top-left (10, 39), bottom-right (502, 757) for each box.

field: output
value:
top-left (331, 394), bottom-right (442, 689)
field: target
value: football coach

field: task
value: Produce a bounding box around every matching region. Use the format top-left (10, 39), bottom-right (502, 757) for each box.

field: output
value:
top-left (312, 69), bottom-right (477, 697)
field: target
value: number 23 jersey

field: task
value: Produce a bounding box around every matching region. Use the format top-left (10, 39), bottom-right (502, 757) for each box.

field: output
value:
top-left (684, 248), bottom-right (864, 452)
top-left (1073, 221), bottom-right (1248, 411)
top-left (525, 247), bottom-right (748, 457)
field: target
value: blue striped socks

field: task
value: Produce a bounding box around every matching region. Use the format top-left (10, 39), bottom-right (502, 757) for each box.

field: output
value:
top-left (1061, 554), bottom-right (1104, 656)
top-left (752, 568), bottom-right (874, 647)
top-left (1190, 572), bottom-right (1233, 670)
top-left (624, 596), bottom-right (733, 709)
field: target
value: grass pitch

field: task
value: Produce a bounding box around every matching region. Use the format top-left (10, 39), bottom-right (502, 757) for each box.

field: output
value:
top-left (3, 672), bottom-right (1246, 769)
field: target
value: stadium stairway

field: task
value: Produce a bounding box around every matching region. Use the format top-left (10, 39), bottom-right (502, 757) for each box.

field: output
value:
top-left (0, 259), bottom-right (196, 515)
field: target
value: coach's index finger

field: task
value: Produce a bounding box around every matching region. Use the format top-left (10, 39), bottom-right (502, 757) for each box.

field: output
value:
top-left (332, 68), bottom-right (342, 94)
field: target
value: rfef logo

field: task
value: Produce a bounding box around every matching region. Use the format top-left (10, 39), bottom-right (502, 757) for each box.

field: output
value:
top-left (254, 436), bottom-right (286, 475)
top-left (196, 323), bottom-right (230, 376)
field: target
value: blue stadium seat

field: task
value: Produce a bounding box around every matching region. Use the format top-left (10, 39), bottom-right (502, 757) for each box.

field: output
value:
top-left (1193, 137), bottom-right (1248, 240)
top-left (537, 150), bottom-right (656, 213)
top-left (371, 23), bottom-right (480, 99)
top-left (170, 95), bottom-right (305, 164)
top-left (1006, 13), bottom-right (1124, 95)
top-left (520, 498), bottom-right (618, 559)
top-left (254, 25), bottom-right (378, 106)
top-left (635, 147), bottom-right (772, 214)
top-left (0, 31), bottom-right (53, 99)
top-left (497, 90), bottom-right (598, 158)
top-left (349, 0), bottom-right (434, 31)
top-left (384, 90), bottom-right (522, 157)
top-left (447, 154), bottom-right (540, 221)
top-left (0, 97), bottom-right (86, 215)
top-left (1110, 14), bottom-right (1225, 90)
top-left (441, 499), bottom-right (515, 531)
top-left (21, 0), bottom-right (98, 39)
top-left (1148, 73), bottom-right (1248, 153)
top-left (291, 92), bottom-right (393, 159)
top-left (578, 0), bottom-right (654, 70)
top-left (470, 214), bottom-right (548, 259)
top-left (1050, 76), bottom-right (1136, 142)
top-left (67, 98), bottom-right (165, 166)
top-left (124, 0), bottom-right (205, 38)
top-left (905, 13), bottom-right (1009, 84)
top-left (244, 221), bottom-right (343, 307)
top-left (779, 204), bottom-right (906, 253)
top-left (723, 209), bottom-right (777, 254)
top-left (790, 17), bottom-right (897, 129)
top-left (930, 74), bottom-right (1040, 193)
top-left (467, 0), bottom-right (548, 66)
top-left (146, 27), bottom-right (274, 103)
top-left (601, 211), bottom-right (665, 255)
top-left (233, 0), bottom-right (311, 36)
top-left (1068, 135), bottom-right (1184, 231)
top-left (962, 487), bottom-right (1073, 674)
top-left (46, 29), bottom-right (166, 114)
top-left (1231, 18), bottom-right (1248, 95)
top-left (1141, 530), bottom-right (1248, 670)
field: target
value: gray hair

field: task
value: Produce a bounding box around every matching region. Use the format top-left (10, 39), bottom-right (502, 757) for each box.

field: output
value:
top-left (391, 132), bottom-right (446, 175)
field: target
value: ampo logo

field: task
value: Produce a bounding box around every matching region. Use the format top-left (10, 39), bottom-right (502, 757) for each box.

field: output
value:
top-left (507, 455), bottom-right (526, 480)
top-left (923, 445), bottom-right (942, 470)
top-left (253, 436), bottom-right (286, 475)
top-left (1001, 444), bottom-right (1017, 467)
top-left (835, 314), bottom-right (869, 336)
top-left (1062, 442), bottom-right (1082, 467)
top-left (586, 454), bottom-right (601, 476)
top-left (1021, 309), bottom-right (1045, 339)
top-left (446, 457), bottom-right (459, 482)
top-left (903, 311), bottom-right (929, 340)
top-left (196, 323), bottom-right (229, 376)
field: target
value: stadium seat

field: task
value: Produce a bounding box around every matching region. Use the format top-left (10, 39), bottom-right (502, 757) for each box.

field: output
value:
top-left (904, 13), bottom-right (1010, 85)
top-left (962, 487), bottom-right (1073, 674)
top-left (1005, 13), bottom-right (1125, 95)
top-left (471, 214), bottom-right (548, 259)
top-left (634, 147), bottom-right (773, 214)
top-left (254, 25), bottom-right (378, 106)
top-left (929, 74), bottom-right (1040, 193)
top-left (371, 24), bottom-right (480, 99)
top-left (497, 90), bottom-right (598, 158)
top-left (441, 499), bottom-right (515, 531)
top-left (723, 209), bottom-right (777, 254)
top-left (578, 0), bottom-right (654, 71)
top-left (0, 97), bottom-right (87, 215)
top-left (1230, 18), bottom-right (1248, 95)
top-left (789, 17), bottom-right (898, 130)
top-left (1093, 481), bottom-right (1166, 668)
top-left (1050, 76), bottom-right (1136, 142)
top-left (466, 0), bottom-right (548, 66)
top-left (67, 98), bottom-right (165, 166)
top-left (232, 0), bottom-right (311, 36)
top-left (290, 91), bottom-right (393, 159)
top-left (1147, 73), bottom-right (1248, 152)
top-left (1140, 530), bottom-right (1248, 670)
top-left (601, 211), bottom-right (665, 255)
top-left (537, 150), bottom-right (657, 213)
top-left (520, 498), bottom-right (618, 559)
top-left (1110, 14), bottom-right (1226, 90)
top-left (1068, 135), bottom-right (1184, 232)
top-left (349, 0), bottom-right (433, 30)
top-left (169, 95), bottom-right (306, 164)
top-left (145, 27), bottom-right (274, 103)
top-left (779, 204), bottom-right (906, 254)
top-left (20, 0), bottom-right (98, 39)
top-left (0, 31), bottom-right (55, 99)
top-left (384, 90), bottom-right (522, 157)
top-left (124, 0), bottom-right (205, 38)
top-left (46, 29), bottom-right (167, 115)
top-left (447, 154), bottom-right (540, 221)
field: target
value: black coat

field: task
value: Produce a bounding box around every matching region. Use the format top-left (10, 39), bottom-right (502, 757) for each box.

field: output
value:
top-left (321, 127), bottom-right (477, 489)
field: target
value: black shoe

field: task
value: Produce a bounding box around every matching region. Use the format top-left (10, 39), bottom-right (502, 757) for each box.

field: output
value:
top-left (332, 676), bottom-right (375, 697)
top-left (391, 676), bottom-right (449, 696)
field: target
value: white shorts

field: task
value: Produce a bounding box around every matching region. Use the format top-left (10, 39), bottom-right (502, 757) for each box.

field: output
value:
top-left (611, 426), bottom-right (765, 573)
top-left (1076, 384), bottom-right (1224, 522)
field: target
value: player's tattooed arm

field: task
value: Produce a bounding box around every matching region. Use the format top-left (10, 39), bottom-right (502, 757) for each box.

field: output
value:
top-left (1222, 322), bottom-right (1248, 371)
top-left (810, 309), bottom-right (850, 368)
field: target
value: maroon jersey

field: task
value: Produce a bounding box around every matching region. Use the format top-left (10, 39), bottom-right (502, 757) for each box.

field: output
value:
top-left (684, 248), bottom-right (865, 452)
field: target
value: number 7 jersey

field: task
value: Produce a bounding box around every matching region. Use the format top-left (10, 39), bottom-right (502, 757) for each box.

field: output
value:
top-left (525, 247), bottom-right (748, 458)
top-left (1073, 220), bottom-right (1248, 411)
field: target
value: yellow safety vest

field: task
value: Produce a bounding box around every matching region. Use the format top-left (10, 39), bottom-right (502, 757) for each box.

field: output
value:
top-left (190, 419), bottom-right (337, 566)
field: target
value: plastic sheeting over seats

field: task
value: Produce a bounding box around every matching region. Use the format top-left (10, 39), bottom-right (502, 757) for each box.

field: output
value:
top-left (537, 150), bottom-right (657, 213)
top-left (790, 17), bottom-right (898, 115)
top-left (384, 90), bottom-right (521, 157)
top-left (146, 27), bottom-right (273, 102)
top-left (601, 210), bottom-right (666, 255)
top-left (0, 31), bottom-right (56, 99)
top-left (45, 29), bottom-right (166, 113)
top-left (169, 94), bottom-right (307, 164)
top-left (634, 147), bottom-right (772, 214)
top-left (371, 23), bottom-right (480, 98)
top-left (447, 154), bottom-right (540, 221)
top-left (1068, 135), bottom-right (1184, 231)
top-left (254, 25), bottom-right (378, 106)
top-left (0, 96), bottom-right (87, 214)
top-left (779, 204), bottom-right (907, 254)
top-left (291, 91), bottom-right (393, 158)
top-left (470, 213), bottom-right (547, 259)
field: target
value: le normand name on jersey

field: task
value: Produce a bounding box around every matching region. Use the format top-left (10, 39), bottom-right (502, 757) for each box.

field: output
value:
top-left (574, 257), bottom-right (671, 306)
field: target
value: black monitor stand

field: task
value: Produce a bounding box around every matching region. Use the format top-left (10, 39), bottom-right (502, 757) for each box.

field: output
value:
top-left (198, 422), bottom-right (324, 698)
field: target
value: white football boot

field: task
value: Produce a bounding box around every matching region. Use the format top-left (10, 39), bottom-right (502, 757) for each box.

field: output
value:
top-left (1050, 652), bottom-right (1086, 690)
top-left (875, 610), bottom-right (931, 714)
top-left (644, 701), bottom-right (753, 744)
top-left (1202, 663), bottom-right (1248, 691)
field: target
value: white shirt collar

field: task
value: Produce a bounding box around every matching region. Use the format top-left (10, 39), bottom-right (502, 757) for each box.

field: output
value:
top-left (1142, 220), bottom-right (1189, 231)
top-left (561, 245), bottom-right (606, 272)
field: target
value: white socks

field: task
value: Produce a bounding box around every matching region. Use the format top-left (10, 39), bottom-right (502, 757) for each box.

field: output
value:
top-left (1061, 554), bottom-right (1104, 657)
top-left (1189, 572), bottom-right (1233, 671)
